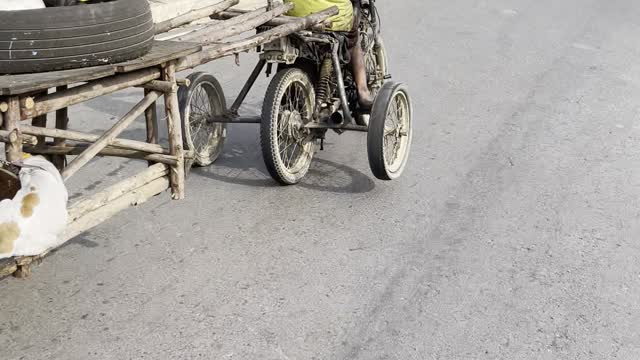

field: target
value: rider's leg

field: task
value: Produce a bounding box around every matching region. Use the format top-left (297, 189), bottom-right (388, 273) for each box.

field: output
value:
top-left (349, 1), bottom-right (373, 109)
top-left (352, 41), bottom-right (373, 109)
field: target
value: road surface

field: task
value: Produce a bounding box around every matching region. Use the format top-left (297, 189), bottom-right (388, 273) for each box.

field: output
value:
top-left (2, 0), bottom-right (640, 359)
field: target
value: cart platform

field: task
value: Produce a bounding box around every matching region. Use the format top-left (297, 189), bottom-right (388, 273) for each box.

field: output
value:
top-left (0, 41), bottom-right (202, 96)
top-left (0, 2), bottom-right (338, 278)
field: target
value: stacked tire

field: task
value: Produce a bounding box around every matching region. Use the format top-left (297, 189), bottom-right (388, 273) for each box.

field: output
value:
top-left (0, 0), bottom-right (154, 74)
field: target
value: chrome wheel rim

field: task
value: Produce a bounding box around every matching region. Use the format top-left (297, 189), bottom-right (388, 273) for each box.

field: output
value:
top-left (383, 90), bottom-right (411, 173)
top-left (185, 81), bottom-right (224, 158)
top-left (276, 81), bottom-right (313, 173)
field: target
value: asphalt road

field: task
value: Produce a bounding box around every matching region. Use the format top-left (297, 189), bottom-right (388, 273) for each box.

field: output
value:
top-left (2, 0), bottom-right (640, 359)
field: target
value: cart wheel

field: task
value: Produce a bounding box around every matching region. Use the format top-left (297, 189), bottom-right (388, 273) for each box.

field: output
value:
top-left (367, 82), bottom-right (413, 181)
top-left (261, 68), bottom-right (316, 185)
top-left (178, 72), bottom-right (227, 167)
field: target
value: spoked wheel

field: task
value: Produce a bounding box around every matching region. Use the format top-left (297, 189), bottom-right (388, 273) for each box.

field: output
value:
top-left (367, 82), bottom-right (413, 180)
top-left (261, 68), bottom-right (316, 185)
top-left (178, 72), bottom-right (227, 167)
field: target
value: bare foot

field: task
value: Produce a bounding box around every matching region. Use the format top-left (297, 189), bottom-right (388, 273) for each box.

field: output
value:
top-left (358, 89), bottom-right (374, 110)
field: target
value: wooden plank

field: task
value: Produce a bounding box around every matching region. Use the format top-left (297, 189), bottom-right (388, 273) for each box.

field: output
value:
top-left (63, 177), bottom-right (170, 242)
top-left (0, 66), bottom-right (115, 96)
top-left (0, 41), bottom-right (197, 96)
top-left (115, 41), bottom-right (202, 73)
top-left (67, 163), bottom-right (168, 223)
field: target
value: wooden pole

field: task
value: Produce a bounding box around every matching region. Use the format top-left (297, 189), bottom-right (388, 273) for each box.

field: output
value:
top-left (52, 85), bottom-right (69, 170)
top-left (179, 3), bottom-right (293, 45)
top-left (25, 144), bottom-right (178, 166)
top-left (64, 177), bottom-right (169, 241)
top-left (154, 0), bottom-right (239, 34)
top-left (144, 88), bottom-right (159, 167)
top-left (0, 129), bottom-right (37, 145)
top-left (162, 62), bottom-right (186, 200)
top-left (30, 90), bottom-right (48, 148)
top-left (3, 97), bottom-right (21, 162)
top-left (214, 10), bottom-right (329, 31)
top-left (177, 7), bottom-right (339, 71)
top-left (31, 114), bottom-right (48, 146)
top-left (61, 91), bottom-right (161, 180)
top-left (20, 97), bottom-right (35, 112)
top-left (20, 124), bottom-right (168, 155)
top-left (68, 163), bottom-right (168, 222)
top-left (21, 68), bottom-right (161, 120)
top-left (139, 80), bottom-right (178, 93)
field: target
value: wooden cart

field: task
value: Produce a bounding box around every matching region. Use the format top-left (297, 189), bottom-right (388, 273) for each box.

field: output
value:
top-left (0, 1), bottom-right (337, 278)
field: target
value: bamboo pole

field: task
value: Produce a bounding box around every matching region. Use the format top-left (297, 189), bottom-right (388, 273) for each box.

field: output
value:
top-left (20, 124), bottom-right (168, 155)
top-left (179, 3), bottom-right (293, 45)
top-left (68, 163), bottom-right (168, 222)
top-left (3, 97), bottom-right (21, 162)
top-left (154, 0), bottom-right (239, 34)
top-left (61, 91), bottom-right (161, 180)
top-left (177, 7), bottom-right (339, 71)
top-left (162, 62), bottom-right (186, 200)
top-left (64, 176), bottom-right (170, 241)
top-left (213, 10), bottom-right (329, 31)
top-left (21, 68), bottom-right (161, 120)
top-left (24, 144), bottom-right (178, 166)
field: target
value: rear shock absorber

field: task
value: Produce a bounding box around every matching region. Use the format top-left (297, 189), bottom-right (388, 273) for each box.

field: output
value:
top-left (315, 56), bottom-right (333, 113)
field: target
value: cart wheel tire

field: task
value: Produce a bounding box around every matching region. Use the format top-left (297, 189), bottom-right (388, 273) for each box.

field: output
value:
top-left (0, 0), bottom-right (153, 74)
top-left (367, 82), bottom-right (413, 181)
top-left (356, 36), bottom-right (390, 126)
top-left (179, 72), bottom-right (227, 167)
top-left (261, 68), bottom-right (316, 186)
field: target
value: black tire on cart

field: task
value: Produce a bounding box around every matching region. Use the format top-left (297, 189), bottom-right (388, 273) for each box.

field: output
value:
top-left (367, 81), bottom-right (413, 181)
top-left (178, 72), bottom-right (228, 167)
top-left (0, 0), bottom-right (154, 74)
top-left (261, 68), bottom-right (316, 185)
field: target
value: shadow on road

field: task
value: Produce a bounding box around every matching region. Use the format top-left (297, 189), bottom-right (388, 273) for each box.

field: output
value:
top-left (193, 127), bottom-right (376, 194)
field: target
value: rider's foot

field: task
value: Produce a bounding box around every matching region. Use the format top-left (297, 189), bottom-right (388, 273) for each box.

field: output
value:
top-left (358, 89), bottom-right (374, 110)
